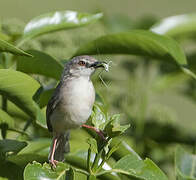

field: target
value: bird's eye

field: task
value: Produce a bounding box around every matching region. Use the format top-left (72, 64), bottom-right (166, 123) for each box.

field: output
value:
top-left (78, 60), bottom-right (86, 66)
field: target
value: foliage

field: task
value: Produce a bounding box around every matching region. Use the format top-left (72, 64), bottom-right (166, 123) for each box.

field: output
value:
top-left (1, 9), bottom-right (196, 180)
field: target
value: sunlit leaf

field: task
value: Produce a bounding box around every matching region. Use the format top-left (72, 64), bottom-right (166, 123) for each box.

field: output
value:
top-left (70, 129), bottom-right (91, 153)
top-left (0, 39), bottom-right (31, 56)
top-left (0, 108), bottom-right (14, 128)
top-left (151, 14), bottom-right (196, 38)
top-left (24, 161), bottom-right (69, 180)
top-left (91, 104), bottom-right (107, 130)
top-left (106, 141), bottom-right (120, 159)
top-left (113, 154), bottom-right (168, 180)
top-left (65, 151), bottom-right (88, 170)
top-left (0, 69), bottom-right (45, 123)
top-left (7, 153), bottom-right (47, 168)
top-left (0, 99), bottom-right (29, 123)
top-left (74, 30), bottom-right (187, 66)
top-left (105, 114), bottom-right (130, 138)
top-left (66, 151), bottom-right (120, 180)
top-left (110, 137), bottom-right (140, 161)
top-left (87, 138), bottom-right (98, 154)
top-left (16, 50), bottom-right (63, 80)
top-left (18, 138), bottom-right (50, 155)
top-left (21, 10), bottom-right (103, 43)
top-left (175, 146), bottom-right (196, 180)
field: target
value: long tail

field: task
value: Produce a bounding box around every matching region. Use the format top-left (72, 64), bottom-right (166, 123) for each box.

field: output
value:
top-left (49, 131), bottom-right (70, 162)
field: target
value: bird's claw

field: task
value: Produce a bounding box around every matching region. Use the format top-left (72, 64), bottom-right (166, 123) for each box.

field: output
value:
top-left (49, 159), bottom-right (58, 168)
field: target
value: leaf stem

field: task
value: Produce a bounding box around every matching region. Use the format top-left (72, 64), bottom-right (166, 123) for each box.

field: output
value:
top-left (96, 169), bottom-right (130, 176)
top-left (96, 157), bottom-right (105, 173)
top-left (87, 148), bottom-right (92, 173)
top-left (56, 170), bottom-right (65, 180)
top-left (91, 148), bottom-right (103, 173)
top-left (74, 168), bottom-right (89, 176)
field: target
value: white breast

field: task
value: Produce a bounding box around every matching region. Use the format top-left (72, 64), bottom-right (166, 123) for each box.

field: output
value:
top-left (50, 76), bottom-right (95, 132)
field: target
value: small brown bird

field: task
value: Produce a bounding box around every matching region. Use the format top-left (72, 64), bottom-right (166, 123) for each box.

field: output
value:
top-left (46, 55), bottom-right (106, 168)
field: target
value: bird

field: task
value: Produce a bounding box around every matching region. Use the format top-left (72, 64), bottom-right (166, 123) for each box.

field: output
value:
top-left (46, 55), bottom-right (106, 168)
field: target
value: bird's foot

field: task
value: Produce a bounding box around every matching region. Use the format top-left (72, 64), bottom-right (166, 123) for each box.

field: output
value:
top-left (49, 159), bottom-right (58, 168)
top-left (82, 124), bottom-right (106, 141)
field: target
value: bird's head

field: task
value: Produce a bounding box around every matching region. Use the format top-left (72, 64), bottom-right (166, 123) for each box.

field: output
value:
top-left (65, 55), bottom-right (106, 77)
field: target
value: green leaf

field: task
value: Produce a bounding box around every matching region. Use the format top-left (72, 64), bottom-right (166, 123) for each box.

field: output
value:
top-left (66, 167), bottom-right (75, 180)
top-left (0, 108), bottom-right (15, 128)
top-left (87, 138), bottom-right (98, 154)
top-left (21, 10), bottom-right (103, 43)
top-left (0, 99), bottom-right (29, 122)
top-left (0, 161), bottom-right (23, 180)
top-left (0, 139), bottom-right (27, 159)
top-left (74, 30), bottom-right (187, 66)
top-left (38, 87), bottom-right (54, 108)
top-left (91, 104), bottom-right (107, 130)
top-left (16, 50), bottom-right (63, 80)
top-left (181, 67), bottom-right (196, 80)
top-left (0, 39), bottom-right (32, 56)
top-left (106, 141), bottom-right (120, 159)
top-left (33, 107), bottom-right (47, 128)
top-left (113, 154), bottom-right (168, 180)
top-left (66, 151), bottom-right (120, 180)
top-left (151, 14), bottom-right (196, 38)
top-left (24, 161), bottom-right (69, 180)
top-left (65, 152), bottom-right (88, 170)
top-left (33, 85), bottom-right (55, 109)
top-left (88, 175), bottom-right (97, 180)
top-left (18, 138), bottom-right (50, 155)
top-left (7, 153), bottom-right (47, 168)
top-left (175, 146), bottom-right (196, 180)
top-left (0, 69), bottom-right (45, 122)
top-left (105, 114), bottom-right (130, 138)
top-left (110, 137), bottom-right (140, 161)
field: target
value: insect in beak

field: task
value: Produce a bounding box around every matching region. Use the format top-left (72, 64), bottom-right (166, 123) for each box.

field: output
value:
top-left (89, 61), bottom-right (106, 69)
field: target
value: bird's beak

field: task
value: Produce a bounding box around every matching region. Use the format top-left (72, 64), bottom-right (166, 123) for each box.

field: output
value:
top-left (89, 61), bottom-right (106, 69)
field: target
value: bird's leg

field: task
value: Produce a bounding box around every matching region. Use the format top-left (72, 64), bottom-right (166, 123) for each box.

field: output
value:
top-left (49, 135), bottom-right (59, 168)
top-left (82, 124), bottom-right (106, 140)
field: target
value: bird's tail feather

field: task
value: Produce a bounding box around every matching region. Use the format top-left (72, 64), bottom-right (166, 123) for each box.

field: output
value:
top-left (54, 131), bottom-right (70, 162)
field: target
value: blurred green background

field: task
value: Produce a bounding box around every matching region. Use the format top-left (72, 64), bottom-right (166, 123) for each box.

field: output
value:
top-left (1, 0), bottom-right (196, 21)
top-left (1, 0), bottom-right (196, 179)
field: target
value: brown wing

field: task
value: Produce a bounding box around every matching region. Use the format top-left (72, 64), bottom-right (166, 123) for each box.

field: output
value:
top-left (46, 82), bottom-right (62, 132)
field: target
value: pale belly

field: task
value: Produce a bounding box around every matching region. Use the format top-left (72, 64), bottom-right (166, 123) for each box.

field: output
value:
top-left (50, 77), bottom-right (95, 133)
